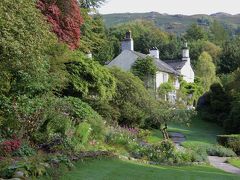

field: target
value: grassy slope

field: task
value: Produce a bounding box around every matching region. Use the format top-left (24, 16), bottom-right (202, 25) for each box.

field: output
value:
top-left (147, 129), bottom-right (163, 143)
top-left (168, 116), bottom-right (224, 148)
top-left (228, 158), bottom-right (240, 168)
top-left (61, 158), bottom-right (239, 180)
top-left (146, 116), bottom-right (224, 148)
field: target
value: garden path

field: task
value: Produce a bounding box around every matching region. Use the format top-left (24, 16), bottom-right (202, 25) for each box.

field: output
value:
top-left (169, 132), bottom-right (186, 151)
top-left (208, 156), bottom-right (240, 175)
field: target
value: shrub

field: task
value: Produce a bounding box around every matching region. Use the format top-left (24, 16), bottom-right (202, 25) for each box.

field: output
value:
top-left (217, 135), bottom-right (240, 155)
top-left (12, 143), bottom-right (36, 157)
top-left (0, 0), bottom-right (58, 96)
top-left (190, 146), bottom-right (208, 162)
top-left (131, 140), bottom-right (178, 164)
top-left (75, 122), bottom-right (92, 145)
top-left (206, 145), bottom-right (236, 157)
top-left (0, 139), bottom-right (21, 156)
top-left (64, 52), bottom-right (116, 102)
top-left (105, 126), bottom-right (136, 147)
top-left (109, 68), bottom-right (156, 126)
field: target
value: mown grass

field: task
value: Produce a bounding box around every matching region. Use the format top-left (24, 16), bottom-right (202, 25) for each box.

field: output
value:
top-left (147, 116), bottom-right (224, 148)
top-left (228, 158), bottom-right (240, 168)
top-left (169, 116), bottom-right (224, 147)
top-left (147, 129), bottom-right (163, 143)
top-left (60, 158), bottom-right (239, 180)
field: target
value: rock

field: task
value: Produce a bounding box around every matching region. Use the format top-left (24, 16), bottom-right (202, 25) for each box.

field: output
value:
top-left (13, 171), bottom-right (24, 178)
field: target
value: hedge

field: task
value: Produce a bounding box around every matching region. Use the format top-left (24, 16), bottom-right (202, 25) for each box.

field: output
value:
top-left (217, 135), bottom-right (240, 155)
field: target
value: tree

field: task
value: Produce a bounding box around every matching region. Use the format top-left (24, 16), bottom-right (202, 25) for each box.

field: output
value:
top-left (109, 21), bottom-right (170, 57)
top-left (0, 0), bottom-right (59, 97)
top-left (184, 24), bottom-right (207, 41)
top-left (0, 0), bottom-right (70, 138)
top-left (209, 20), bottom-right (229, 45)
top-left (189, 40), bottom-right (221, 69)
top-left (37, 0), bottom-right (83, 50)
top-left (196, 52), bottom-right (216, 91)
top-left (79, 9), bottom-right (115, 64)
top-left (147, 102), bottom-right (194, 140)
top-left (108, 68), bottom-right (156, 126)
top-left (219, 36), bottom-right (240, 74)
top-left (63, 52), bottom-right (116, 102)
top-left (79, 0), bottom-right (105, 8)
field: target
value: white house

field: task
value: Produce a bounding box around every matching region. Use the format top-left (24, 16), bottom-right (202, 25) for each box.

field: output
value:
top-left (107, 31), bottom-right (195, 100)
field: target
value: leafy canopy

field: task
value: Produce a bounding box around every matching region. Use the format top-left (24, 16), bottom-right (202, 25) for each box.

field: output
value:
top-left (64, 52), bottom-right (116, 102)
top-left (196, 52), bottom-right (217, 91)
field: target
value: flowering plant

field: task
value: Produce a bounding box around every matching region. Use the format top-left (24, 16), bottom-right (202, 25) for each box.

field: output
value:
top-left (0, 138), bottom-right (21, 155)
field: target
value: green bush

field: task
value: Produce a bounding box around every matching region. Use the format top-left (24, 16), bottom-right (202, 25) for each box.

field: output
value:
top-left (109, 68), bottom-right (156, 126)
top-left (131, 140), bottom-right (179, 164)
top-left (206, 145), bottom-right (236, 157)
top-left (12, 143), bottom-right (36, 157)
top-left (105, 127), bottom-right (136, 147)
top-left (190, 146), bottom-right (209, 162)
top-left (75, 122), bottom-right (92, 145)
top-left (64, 52), bottom-right (116, 102)
top-left (217, 135), bottom-right (240, 155)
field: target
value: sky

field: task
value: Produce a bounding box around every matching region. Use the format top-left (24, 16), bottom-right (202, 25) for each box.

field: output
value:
top-left (98, 0), bottom-right (240, 15)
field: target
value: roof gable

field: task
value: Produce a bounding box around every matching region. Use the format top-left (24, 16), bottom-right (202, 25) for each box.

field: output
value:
top-left (107, 50), bottom-right (179, 75)
top-left (164, 60), bottom-right (187, 71)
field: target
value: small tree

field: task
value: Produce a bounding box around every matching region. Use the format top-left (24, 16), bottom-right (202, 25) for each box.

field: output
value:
top-left (148, 102), bottom-right (195, 140)
top-left (158, 82), bottom-right (175, 101)
top-left (196, 52), bottom-right (216, 91)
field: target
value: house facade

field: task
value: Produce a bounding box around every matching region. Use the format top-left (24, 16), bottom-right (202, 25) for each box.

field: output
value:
top-left (107, 31), bottom-right (195, 100)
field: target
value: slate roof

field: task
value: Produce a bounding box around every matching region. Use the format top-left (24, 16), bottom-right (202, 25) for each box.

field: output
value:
top-left (107, 50), bottom-right (180, 75)
top-left (164, 60), bottom-right (187, 71)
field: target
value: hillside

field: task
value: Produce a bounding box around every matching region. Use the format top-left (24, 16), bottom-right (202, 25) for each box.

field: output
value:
top-left (103, 12), bottom-right (240, 35)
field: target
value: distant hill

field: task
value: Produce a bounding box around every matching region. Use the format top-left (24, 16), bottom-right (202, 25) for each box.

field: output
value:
top-left (102, 12), bottom-right (240, 35)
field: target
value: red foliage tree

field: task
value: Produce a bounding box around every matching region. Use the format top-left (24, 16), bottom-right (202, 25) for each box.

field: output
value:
top-left (37, 0), bottom-right (83, 50)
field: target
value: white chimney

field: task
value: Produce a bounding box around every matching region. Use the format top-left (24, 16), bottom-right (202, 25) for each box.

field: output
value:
top-left (149, 47), bottom-right (159, 59)
top-left (86, 51), bottom-right (93, 59)
top-left (121, 30), bottom-right (134, 51)
top-left (182, 42), bottom-right (190, 61)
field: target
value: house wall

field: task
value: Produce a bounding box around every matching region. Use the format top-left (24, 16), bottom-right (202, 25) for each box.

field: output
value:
top-left (156, 71), bottom-right (169, 89)
top-left (180, 61), bottom-right (195, 83)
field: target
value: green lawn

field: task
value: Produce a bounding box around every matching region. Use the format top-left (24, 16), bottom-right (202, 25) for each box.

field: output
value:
top-left (228, 158), bottom-right (240, 168)
top-left (148, 116), bottom-right (224, 148)
top-left (147, 129), bottom-right (163, 143)
top-left (60, 158), bottom-right (239, 180)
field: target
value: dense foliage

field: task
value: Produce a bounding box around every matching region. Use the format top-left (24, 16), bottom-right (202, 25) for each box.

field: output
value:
top-left (108, 21), bottom-right (182, 60)
top-left (64, 52), bottom-right (116, 102)
top-left (131, 57), bottom-right (157, 89)
top-left (217, 135), bottom-right (240, 155)
top-left (37, 0), bottom-right (83, 49)
top-left (1, 0), bottom-right (240, 178)
top-left (79, 9), bottom-right (115, 64)
top-left (107, 68), bottom-right (155, 126)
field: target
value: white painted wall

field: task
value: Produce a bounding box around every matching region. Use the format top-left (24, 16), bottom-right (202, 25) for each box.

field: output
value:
top-left (180, 59), bottom-right (195, 83)
top-left (155, 71), bottom-right (169, 89)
